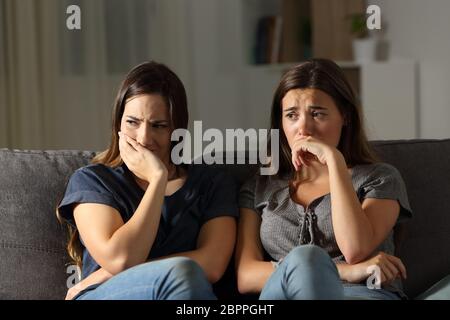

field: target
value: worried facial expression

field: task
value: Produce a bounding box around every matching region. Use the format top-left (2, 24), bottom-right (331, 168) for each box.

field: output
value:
top-left (120, 94), bottom-right (172, 164)
top-left (281, 88), bottom-right (345, 149)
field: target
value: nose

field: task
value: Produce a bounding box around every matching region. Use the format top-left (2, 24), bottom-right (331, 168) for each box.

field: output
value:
top-left (296, 113), bottom-right (313, 138)
top-left (136, 124), bottom-right (155, 148)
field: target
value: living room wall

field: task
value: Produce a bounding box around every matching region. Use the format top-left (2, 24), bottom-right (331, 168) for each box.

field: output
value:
top-left (369, 0), bottom-right (450, 139)
top-left (1, 0), bottom-right (450, 151)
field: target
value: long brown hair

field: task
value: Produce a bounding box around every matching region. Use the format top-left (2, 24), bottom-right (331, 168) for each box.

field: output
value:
top-left (57, 61), bottom-right (189, 268)
top-left (269, 58), bottom-right (378, 178)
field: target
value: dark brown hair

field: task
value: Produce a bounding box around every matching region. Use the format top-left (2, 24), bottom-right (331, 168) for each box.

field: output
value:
top-left (57, 61), bottom-right (189, 268)
top-left (269, 58), bottom-right (377, 177)
top-left (92, 61), bottom-right (188, 167)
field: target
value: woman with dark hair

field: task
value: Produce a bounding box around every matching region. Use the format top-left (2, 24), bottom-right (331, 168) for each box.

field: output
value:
top-left (235, 58), bottom-right (412, 300)
top-left (57, 61), bottom-right (238, 300)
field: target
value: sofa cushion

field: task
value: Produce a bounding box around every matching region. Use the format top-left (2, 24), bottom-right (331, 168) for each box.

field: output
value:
top-left (0, 149), bottom-right (95, 299)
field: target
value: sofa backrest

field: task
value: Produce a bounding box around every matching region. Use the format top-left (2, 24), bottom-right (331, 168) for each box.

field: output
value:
top-left (370, 139), bottom-right (450, 298)
top-left (1, 139), bottom-right (449, 299)
top-left (0, 149), bottom-right (95, 299)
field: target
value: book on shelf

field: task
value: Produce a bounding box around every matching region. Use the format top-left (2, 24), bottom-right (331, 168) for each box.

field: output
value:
top-left (252, 0), bottom-right (312, 65)
top-left (250, 0), bottom-right (366, 65)
top-left (254, 15), bottom-right (283, 64)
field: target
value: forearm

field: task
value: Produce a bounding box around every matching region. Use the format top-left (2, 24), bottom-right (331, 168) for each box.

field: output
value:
top-left (79, 268), bottom-right (113, 289)
top-left (327, 150), bottom-right (374, 263)
top-left (335, 262), bottom-right (368, 283)
top-left (148, 217), bottom-right (237, 284)
top-left (106, 174), bottom-right (167, 272)
top-left (152, 249), bottom-right (225, 284)
top-left (335, 262), bottom-right (352, 282)
top-left (236, 261), bottom-right (274, 294)
top-left (153, 233), bottom-right (234, 284)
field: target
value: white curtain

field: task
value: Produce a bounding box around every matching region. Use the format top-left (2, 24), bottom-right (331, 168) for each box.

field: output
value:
top-left (0, 0), bottom-right (192, 150)
top-left (0, 0), bottom-right (54, 149)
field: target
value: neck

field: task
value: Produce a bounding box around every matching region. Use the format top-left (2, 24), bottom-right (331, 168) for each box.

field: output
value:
top-left (133, 163), bottom-right (179, 191)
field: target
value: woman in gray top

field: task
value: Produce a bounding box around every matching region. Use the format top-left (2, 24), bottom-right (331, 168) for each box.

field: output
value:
top-left (236, 59), bottom-right (412, 300)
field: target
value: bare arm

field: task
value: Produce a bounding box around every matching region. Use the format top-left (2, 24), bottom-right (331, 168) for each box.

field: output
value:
top-left (336, 251), bottom-right (407, 285)
top-left (326, 149), bottom-right (400, 263)
top-left (235, 208), bottom-right (275, 294)
top-left (291, 137), bottom-right (401, 264)
top-left (73, 131), bottom-right (170, 274)
top-left (154, 216), bottom-right (237, 283)
top-left (74, 172), bottom-right (167, 275)
top-left (72, 215), bottom-right (236, 291)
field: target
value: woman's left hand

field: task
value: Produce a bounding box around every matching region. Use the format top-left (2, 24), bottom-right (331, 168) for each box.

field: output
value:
top-left (291, 136), bottom-right (336, 171)
top-left (338, 252), bottom-right (407, 285)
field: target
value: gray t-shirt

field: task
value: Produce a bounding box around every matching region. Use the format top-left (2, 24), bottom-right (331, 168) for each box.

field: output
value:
top-left (239, 162), bottom-right (412, 297)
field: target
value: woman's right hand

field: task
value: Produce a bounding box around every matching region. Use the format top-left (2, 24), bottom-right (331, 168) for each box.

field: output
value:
top-left (338, 252), bottom-right (407, 285)
top-left (118, 132), bottom-right (168, 181)
top-left (65, 268), bottom-right (113, 300)
top-left (65, 281), bottom-right (85, 300)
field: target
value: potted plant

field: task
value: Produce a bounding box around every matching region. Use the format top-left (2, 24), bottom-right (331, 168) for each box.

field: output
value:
top-left (348, 13), bottom-right (377, 62)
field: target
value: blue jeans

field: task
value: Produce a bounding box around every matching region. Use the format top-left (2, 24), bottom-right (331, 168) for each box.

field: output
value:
top-left (260, 245), bottom-right (400, 300)
top-left (74, 257), bottom-right (216, 300)
top-left (343, 285), bottom-right (401, 300)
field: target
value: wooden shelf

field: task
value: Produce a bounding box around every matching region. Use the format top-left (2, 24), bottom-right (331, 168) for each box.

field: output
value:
top-left (244, 0), bottom-right (365, 65)
top-left (246, 60), bottom-right (364, 72)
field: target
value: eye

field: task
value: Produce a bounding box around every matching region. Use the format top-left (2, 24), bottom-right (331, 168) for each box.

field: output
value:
top-left (285, 112), bottom-right (298, 120)
top-left (311, 111), bottom-right (326, 119)
top-left (126, 119), bottom-right (138, 126)
top-left (152, 123), bottom-right (168, 129)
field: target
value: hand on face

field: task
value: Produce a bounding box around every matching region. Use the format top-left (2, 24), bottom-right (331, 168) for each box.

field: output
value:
top-left (291, 136), bottom-right (335, 171)
top-left (118, 131), bottom-right (168, 181)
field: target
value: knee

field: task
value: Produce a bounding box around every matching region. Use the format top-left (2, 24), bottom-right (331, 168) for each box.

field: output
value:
top-left (165, 257), bottom-right (208, 284)
top-left (164, 257), bottom-right (215, 299)
top-left (284, 245), bottom-right (332, 268)
top-left (281, 246), bottom-right (343, 299)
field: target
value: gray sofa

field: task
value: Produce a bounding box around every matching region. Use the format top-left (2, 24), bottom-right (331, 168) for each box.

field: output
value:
top-left (1, 139), bottom-right (450, 300)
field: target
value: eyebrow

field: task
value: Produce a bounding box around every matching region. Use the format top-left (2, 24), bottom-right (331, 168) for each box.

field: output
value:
top-left (283, 105), bottom-right (328, 112)
top-left (125, 116), bottom-right (169, 124)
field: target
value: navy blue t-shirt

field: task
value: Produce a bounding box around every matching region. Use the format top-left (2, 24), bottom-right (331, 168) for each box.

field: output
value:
top-left (58, 163), bottom-right (239, 279)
